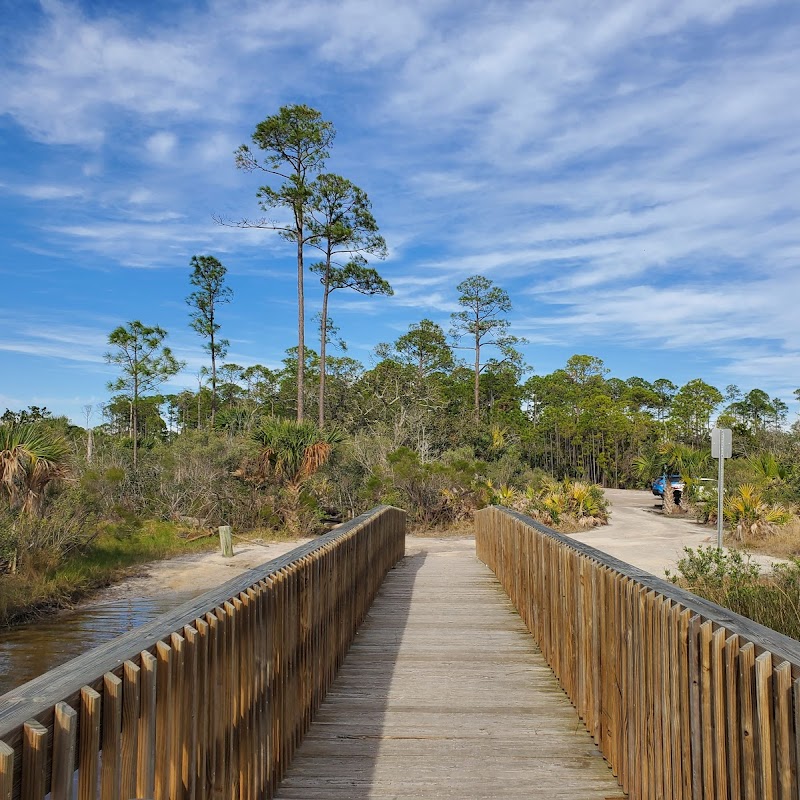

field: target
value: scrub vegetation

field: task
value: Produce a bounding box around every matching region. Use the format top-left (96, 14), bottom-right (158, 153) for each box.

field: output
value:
top-left (667, 547), bottom-right (800, 641)
top-left (3, 104), bottom-right (800, 627)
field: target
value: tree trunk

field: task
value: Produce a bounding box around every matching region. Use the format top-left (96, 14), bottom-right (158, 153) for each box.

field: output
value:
top-left (474, 335), bottom-right (480, 422)
top-left (319, 283), bottom-right (330, 429)
top-left (296, 230), bottom-right (305, 423)
top-left (210, 308), bottom-right (217, 428)
top-left (132, 401), bottom-right (138, 467)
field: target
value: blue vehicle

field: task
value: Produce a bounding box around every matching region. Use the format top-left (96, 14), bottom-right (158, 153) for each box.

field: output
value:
top-left (652, 474), bottom-right (685, 505)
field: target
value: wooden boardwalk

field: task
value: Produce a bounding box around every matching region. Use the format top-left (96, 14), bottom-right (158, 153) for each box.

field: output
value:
top-left (276, 539), bottom-right (625, 799)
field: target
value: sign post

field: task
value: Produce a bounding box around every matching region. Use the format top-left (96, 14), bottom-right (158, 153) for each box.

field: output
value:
top-left (711, 428), bottom-right (732, 549)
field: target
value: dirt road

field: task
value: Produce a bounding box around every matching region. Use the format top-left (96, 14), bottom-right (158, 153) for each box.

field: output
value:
top-left (566, 488), bottom-right (779, 577)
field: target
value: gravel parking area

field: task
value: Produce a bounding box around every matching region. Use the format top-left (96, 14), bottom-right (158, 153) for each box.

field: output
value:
top-left (566, 488), bottom-right (781, 577)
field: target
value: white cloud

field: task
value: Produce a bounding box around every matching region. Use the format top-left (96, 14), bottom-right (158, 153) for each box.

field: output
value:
top-left (128, 188), bottom-right (154, 205)
top-left (2, 0), bottom-right (800, 415)
top-left (0, 321), bottom-right (108, 365)
top-left (145, 132), bottom-right (178, 161)
top-left (18, 184), bottom-right (84, 200)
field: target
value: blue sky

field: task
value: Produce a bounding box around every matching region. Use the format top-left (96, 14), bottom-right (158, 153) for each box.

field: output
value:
top-left (1, 0), bottom-right (799, 425)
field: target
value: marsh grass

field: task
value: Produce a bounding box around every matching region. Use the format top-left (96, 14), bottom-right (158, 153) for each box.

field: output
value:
top-left (666, 546), bottom-right (800, 641)
top-left (0, 520), bottom-right (218, 626)
top-left (409, 519), bottom-right (475, 538)
top-left (736, 517), bottom-right (800, 560)
top-left (244, 526), bottom-right (310, 543)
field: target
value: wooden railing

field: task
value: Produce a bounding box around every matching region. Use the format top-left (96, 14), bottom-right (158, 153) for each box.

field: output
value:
top-left (0, 505), bottom-right (406, 800)
top-left (476, 505), bottom-right (800, 800)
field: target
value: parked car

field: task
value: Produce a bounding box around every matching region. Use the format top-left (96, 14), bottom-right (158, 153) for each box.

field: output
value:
top-left (652, 474), bottom-right (685, 505)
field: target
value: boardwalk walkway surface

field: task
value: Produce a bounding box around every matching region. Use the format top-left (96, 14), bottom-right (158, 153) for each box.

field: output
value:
top-left (276, 538), bottom-right (625, 799)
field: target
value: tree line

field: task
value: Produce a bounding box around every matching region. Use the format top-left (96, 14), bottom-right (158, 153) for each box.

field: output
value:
top-left (5, 103), bottom-right (800, 544)
top-left (99, 104), bottom-right (798, 501)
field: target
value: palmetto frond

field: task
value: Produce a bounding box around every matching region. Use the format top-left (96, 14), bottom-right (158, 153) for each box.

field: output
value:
top-left (657, 441), bottom-right (709, 479)
top-left (632, 452), bottom-right (662, 482)
top-left (724, 483), bottom-right (791, 540)
top-left (252, 417), bottom-right (341, 487)
top-left (489, 424), bottom-right (507, 453)
top-left (493, 484), bottom-right (518, 505)
top-left (748, 452), bottom-right (786, 482)
top-left (0, 423), bottom-right (71, 514)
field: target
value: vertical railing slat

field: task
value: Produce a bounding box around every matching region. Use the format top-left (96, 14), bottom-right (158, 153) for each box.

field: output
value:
top-left (194, 618), bottom-right (210, 800)
top-left (182, 625), bottom-right (198, 800)
top-left (773, 661), bottom-right (794, 800)
top-left (168, 632), bottom-right (186, 800)
top-left (136, 650), bottom-right (157, 800)
top-left (710, 627), bottom-right (728, 800)
top-left (100, 673), bottom-right (122, 800)
top-left (724, 634), bottom-right (742, 800)
top-left (21, 722), bottom-right (47, 800)
top-left (154, 640), bottom-right (173, 800)
top-left (120, 661), bottom-right (140, 800)
top-left (51, 702), bottom-right (77, 800)
top-left (756, 651), bottom-right (777, 798)
top-left (739, 642), bottom-right (758, 799)
top-left (0, 743), bottom-right (13, 800)
top-left (78, 687), bottom-right (101, 800)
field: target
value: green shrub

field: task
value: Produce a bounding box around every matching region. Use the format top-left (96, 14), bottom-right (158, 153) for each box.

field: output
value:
top-left (507, 477), bottom-right (609, 531)
top-left (666, 546), bottom-right (800, 640)
top-left (366, 447), bottom-right (486, 528)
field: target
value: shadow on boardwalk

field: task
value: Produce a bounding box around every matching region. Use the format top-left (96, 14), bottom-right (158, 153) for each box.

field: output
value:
top-left (276, 538), bottom-right (625, 799)
top-left (276, 546), bottom-right (427, 798)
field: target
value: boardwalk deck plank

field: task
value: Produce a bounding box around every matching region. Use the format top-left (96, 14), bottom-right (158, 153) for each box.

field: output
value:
top-left (275, 539), bottom-right (625, 799)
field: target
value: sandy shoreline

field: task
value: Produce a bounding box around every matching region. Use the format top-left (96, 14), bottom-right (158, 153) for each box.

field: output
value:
top-left (87, 490), bottom-right (785, 608)
top-left (90, 538), bottom-right (314, 605)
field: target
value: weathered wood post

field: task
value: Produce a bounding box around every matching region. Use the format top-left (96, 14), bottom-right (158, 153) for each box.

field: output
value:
top-left (218, 525), bottom-right (233, 557)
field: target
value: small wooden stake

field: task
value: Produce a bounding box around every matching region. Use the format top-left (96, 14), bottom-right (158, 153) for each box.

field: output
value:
top-left (219, 526), bottom-right (234, 557)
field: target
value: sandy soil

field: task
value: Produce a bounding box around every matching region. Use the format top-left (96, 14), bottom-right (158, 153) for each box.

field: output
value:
top-left (93, 538), bottom-right (313, 603)
top-left (565, 488), bottom-right (780, 577)
top-left (89, 489), bottom-right (785, 606)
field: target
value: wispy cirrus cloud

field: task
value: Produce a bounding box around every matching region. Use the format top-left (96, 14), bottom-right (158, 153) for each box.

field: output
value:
top-left (1, 0), bottom-right (800, 421)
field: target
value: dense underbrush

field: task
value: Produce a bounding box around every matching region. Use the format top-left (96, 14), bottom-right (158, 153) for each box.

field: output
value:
top-left (489, 477), bottom-right (609, 531)
top-left (0, 422), bottom-right (615, 624)
top-left (666, 546), bottom-right (800, 641)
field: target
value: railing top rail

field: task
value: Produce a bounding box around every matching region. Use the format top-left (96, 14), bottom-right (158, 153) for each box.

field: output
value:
top-left (0, 505), bottom-right (403, 737)
top-left (481, 505), bottom-right (800, 667)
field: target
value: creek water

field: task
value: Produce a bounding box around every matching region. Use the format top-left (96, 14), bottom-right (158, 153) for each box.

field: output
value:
top-left (0, 541), bottom-right (307, 699)
top-left (0, 593), bottom-right (193, 696)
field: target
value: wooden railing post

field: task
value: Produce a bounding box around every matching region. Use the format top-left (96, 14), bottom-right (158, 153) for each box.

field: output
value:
top-left (475, 505), bottom-right (800, 800)
top-left (0, 506), bottom-right (406, 800)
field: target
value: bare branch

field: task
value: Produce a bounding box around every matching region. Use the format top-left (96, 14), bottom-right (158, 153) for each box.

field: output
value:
top-left (212, 214), bottom-right (292, 233)
top-left (234, 146), bottom-right (291, 181)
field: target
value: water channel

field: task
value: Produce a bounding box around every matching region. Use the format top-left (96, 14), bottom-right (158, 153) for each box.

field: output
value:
top-left (0, 592), bottom-right (195, 696)
top-left (0, 540), bottom-right (308, 699)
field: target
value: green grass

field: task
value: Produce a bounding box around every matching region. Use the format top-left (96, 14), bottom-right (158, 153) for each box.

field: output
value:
top-left (0, 521), bottom-right (219, 626)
